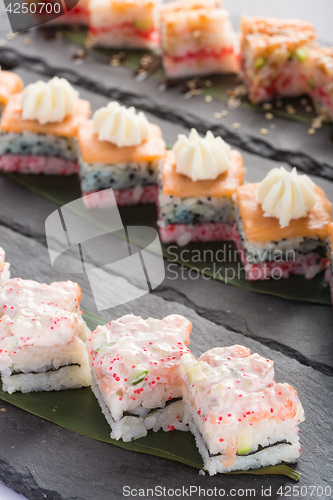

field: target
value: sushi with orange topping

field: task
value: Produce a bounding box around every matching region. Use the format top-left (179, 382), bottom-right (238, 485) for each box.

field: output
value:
top-left (86, 314), bottom-right (192, 441)
top-left (240, 16), bottom-right (316, 104)
top-left (306, 47), bottom-right (333, 121)
top-left (158, 129), bottom-right (244, 246)
top-left (0, 77), bottom-right (90, 175)
top-left (180, 345), bottom-right (305, 475)
top-left (89, 0), bottom-right (160, 50)
top-left (233, 167), bottom-right (332, 280)
top-left (160, 0), bottom-right (239, 79)
top-left (0, 278), bottom-right (91, 394)
top-left (0, 247), bottom-right (10, 287)
top-left (77, 101), bottom-right (166, 207)
top-left (0, 70), bottom-right (23, 116)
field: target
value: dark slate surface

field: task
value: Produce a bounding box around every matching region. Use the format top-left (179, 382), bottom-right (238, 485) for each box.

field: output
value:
top-left (0, 10), bottom-right (332, 500)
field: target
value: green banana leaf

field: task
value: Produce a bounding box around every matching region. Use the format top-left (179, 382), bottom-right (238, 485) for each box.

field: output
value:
top-left (5, 172), bottom-right (331, 305)
top-left (0, 310), bottom-right (301, 481)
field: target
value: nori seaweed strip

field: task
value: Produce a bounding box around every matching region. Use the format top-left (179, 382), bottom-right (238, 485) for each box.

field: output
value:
top-left (123, 397), bottom-right (182, 417)
top-left (10, 363), bottom-right (81, 376)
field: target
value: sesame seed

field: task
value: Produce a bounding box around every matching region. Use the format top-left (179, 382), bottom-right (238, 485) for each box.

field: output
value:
top-left (232, 122), bottom-right (241, 129)
top-left (0, 39), bottom-right (7, 47)
top-left (305, 105), bottom-right (313, 112)
top-left (205, 80), bottom-right (212, 87)
top-left (265, 112), bottom-right (274, 120)
top-left (286, 105), bottom-right (296, 114)
top-left (263, 103), bottom-right (272, 110)
top-left (260, 128), bottom-right (269, 135)
top-left (214, 112), bottom-right (222, 119)
top-left (23, 38), bottom-right (31, 46)
top-left (308, 128), bottom-right (316, 135)
top-left (205, 95), bottom-right (212, 103)
top-left (221, 110), bottom-right (229, 117)
top-left (300, 98), bottom-right (308, 106)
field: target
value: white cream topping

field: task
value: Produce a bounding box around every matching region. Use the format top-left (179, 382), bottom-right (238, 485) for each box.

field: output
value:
top-left (257, 167), bottom-right (316, 228)
top-left (173, 128), bottom-right (231, 181)
top-left (21, 77), bottom-right (78, 125)
top-left (93, 102), bottom-right (149, 147)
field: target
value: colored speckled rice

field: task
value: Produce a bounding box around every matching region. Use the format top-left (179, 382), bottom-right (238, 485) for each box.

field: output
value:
top-left (82, 185), bottom-right (158, 208)
top-left (233, 225), bottom-right (328, 281)
top-left (0, 154), bottom-right (78, 175)
top-left (158, 220), bottom-right (234, 246)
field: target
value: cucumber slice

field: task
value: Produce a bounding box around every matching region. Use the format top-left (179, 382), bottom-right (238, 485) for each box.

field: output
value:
top-left (254, 56), bottom-right (267, 70)
top-left (295, 47), bottom-right (308, 62)
top-left (187, 364), bottom-right (204, 384)
top-left (237, 427), bottom-right (253, 455)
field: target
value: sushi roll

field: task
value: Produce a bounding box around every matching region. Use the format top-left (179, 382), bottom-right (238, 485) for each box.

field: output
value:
top-left (0, 77), bottom-right (90, 175)
top-left (0, 279), bottom-right (91, 394)
top-left (0, 70), bottom-right (23, 117)
top-left (160, 0), bottom-right (239, 79)
top-left (0, 248), bottom-right (10, 286)
top-left (306, 47), bottom-right (333, 121)
top-left (77, 101), bottom-right (166, 207)
top-left (180, 345), bottom-right (305, 475)
top-left (233, 167), bottom-right (332, 281)
top-left (325, 223), bottom-right (333, 305)
top-left (86, 314), bottom-right (192, 441)
top-left (158, 128), bottom-right (244, 246)
top-left (89, 0), bottom-right (160, 50)
top-left (240, 17), bottom-right (316, 104)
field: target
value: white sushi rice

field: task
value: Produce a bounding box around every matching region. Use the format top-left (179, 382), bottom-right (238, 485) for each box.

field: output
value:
top-left (1, 341), bottom-right (91, 394)
top-left (159, 192), bottom-right (235, 225)
top-left (186, 410), bottom-right (301, 475)
top-left (78, 151), bottom-right (162, 193)
top-left (2, 363), bottom-right (91, 394)
top-left (91, 375), bottom-right (188, 442)
top-left (0, 131), bottom-right (77, 161)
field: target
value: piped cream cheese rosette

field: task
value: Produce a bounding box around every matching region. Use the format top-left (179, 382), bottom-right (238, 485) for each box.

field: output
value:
top-left (21, 76), bottom-right (79, 125)
top-left (257, 167), bottom-right (316, 228)
top-left (93, 101), bottom-right (149, 148)
top-left (173, 128), bottom-right (231, 181)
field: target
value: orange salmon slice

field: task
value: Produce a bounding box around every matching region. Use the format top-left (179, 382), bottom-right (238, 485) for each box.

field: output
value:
top-left (162, 149), bottom-right (244, 198)
top-left (0, 72), bottom-right (24, 105)
top-left (77, 120), bottom-right (166, 164)
top-left (236, 183), bottom-right (332, 243)
top-left (1, 94), bottom-right (91, 138)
